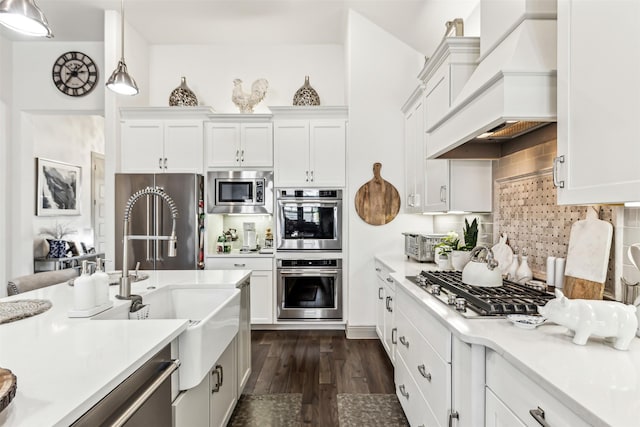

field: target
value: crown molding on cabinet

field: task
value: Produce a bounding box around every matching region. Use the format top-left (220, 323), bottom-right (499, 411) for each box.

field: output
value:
top-left (269, 106), bottom-right (348, 120)
top-left (120, 106), bottom-right (216, 120)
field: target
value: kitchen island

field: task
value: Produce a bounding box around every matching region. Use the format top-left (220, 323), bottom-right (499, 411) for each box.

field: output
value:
top-left (376, 253), bottom-right (640, 427)
top-left (0, 269), bottom-right (250, 427)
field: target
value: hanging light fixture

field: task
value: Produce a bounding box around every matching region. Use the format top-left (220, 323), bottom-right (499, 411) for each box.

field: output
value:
top-left (0, 0), bottom-right (53, 37)
top-left (106, 0), bottom-right (138, 96)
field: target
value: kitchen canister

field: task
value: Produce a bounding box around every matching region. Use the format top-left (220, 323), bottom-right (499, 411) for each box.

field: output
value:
top-left (546, 256), bottom-right (556, 286)
top-left (169, 76), bottom-right (198, 106)
top-left (555, 257), bottom-right (566, 289)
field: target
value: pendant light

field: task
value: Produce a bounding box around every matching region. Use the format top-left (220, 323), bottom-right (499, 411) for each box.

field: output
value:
top-left (106, 0), bottom-right (138, 96)
top-left (0, 0), bottom-right (53, 37)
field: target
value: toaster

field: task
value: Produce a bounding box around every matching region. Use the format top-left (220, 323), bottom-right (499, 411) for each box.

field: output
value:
top-left (403, 232), bottom-right (447, 263)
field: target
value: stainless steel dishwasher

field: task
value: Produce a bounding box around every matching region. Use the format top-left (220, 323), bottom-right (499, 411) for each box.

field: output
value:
top-left (71, 345), bottom-right (179, 427)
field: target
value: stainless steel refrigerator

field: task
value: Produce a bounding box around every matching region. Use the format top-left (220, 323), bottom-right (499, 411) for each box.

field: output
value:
top-left (115, 173), bottom-right (204, 270)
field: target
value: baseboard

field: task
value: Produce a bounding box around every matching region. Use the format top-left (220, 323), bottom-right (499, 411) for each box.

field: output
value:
top-left (252, 322), bottom-right (346, 331)
top-left (345, 325), bottom-right (378, 339)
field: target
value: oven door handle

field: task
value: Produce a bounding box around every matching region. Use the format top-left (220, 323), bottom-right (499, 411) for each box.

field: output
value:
top-left (278, 200), bottom-right (340, 206)
top-left (279, 269), bottom-right (341, 275)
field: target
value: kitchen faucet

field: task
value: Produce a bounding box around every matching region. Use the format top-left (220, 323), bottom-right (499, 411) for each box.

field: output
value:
top-left (118, 186), bottom-right (179, 300)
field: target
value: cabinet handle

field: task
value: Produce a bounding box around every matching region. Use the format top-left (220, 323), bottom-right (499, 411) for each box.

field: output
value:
top-left (235, 149), bottom-right (239, 163)
top-left (241, 149), bottom-right (244, 162)
top-left (386, 277), bottom-right (394, 283)
top-left (158, 157), bottom-right (163, 170)
top-left (387, 296), bottom-right (393, 312)
top-left (553, 155), bottom-right (565, 188)
top-left (375, 267), bottom-right (382, 272)
top-left (378, 287), bottom-right (384, 300)
top-left (385, 296), bottom-right (390, 311)
top-left (217, 364), bottom-right (224, 386)
top-left (399, 336), bottom-right (409, 348)
top-left (310, 170), bottom-right (314, 182)
top-left (529, 407), bottom-right (550, 427)
top-left (305, 171), bottom-right (309, 182)
top-left (399, 384), bottom-right (409, 399)
top-left (391, 327), bottom-right (397, 344)
top-left (164, 157), bottom-right (167, 169)
top-left (234, 263), bottom-right (246, 267)
top-left (448, 410), bottom-right (459, 427)
top-left (440, 185), bottom-right (447, 202)
top-left (417, 364), bottom-right (431, 381)
top-left (211, 367), bottom-right (220, 393)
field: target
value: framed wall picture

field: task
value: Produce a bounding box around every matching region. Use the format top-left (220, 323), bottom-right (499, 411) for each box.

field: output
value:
top-left (36, 158), bottom-right (81, 216)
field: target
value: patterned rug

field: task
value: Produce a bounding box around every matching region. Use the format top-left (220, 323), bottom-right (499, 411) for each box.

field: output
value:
top-left (228, 394), bottom-right (302, 427)
top-left (336, 394), bottom-right (409, 427)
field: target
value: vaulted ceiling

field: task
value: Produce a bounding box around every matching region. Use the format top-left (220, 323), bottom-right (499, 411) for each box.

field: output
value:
top-left (1, 0), bottom-right (479, 56)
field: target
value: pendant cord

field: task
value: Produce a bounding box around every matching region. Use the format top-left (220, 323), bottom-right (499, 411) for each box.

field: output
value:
top-left (120, 0), bottom-right (125, 62)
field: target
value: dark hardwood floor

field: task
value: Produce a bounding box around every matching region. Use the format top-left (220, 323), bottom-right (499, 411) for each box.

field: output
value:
top-left (240, 330), bottom-right (397, 426)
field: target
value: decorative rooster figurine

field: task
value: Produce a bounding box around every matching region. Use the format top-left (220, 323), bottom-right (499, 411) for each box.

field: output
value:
top-left (232, 78), bottom-right (269, 113)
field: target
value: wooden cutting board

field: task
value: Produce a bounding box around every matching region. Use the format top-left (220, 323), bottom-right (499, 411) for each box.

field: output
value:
top-left (563, 208), bottom-right (613, 299)
top-left (355, 163), bottom-right (400, 225)
top-left (0, 368), bottom-right (17, 413)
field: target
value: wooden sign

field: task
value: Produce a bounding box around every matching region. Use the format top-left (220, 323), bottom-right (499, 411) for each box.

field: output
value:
top-left (355, 163), bottom-right (400, 225)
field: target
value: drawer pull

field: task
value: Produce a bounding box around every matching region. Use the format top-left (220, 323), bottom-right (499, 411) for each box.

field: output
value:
top-left (417, 364), bottom-right (431, 381)
top-left (375, 267), bottom-right (382, 272)
top-left (234, 263), bottom-right (246, 267)
top-left (386, 277), bottom-right (394, 283)
top-left (387, 296), bottom-right (393, 312)
top-left (385, 296), bottom-right (390, 311)
top-left (448, 410), bottom-right (459, 427)
top-left (378, 287), bottom-right (384, 300)
top-left (391, 327), bottom-right (397, 345)
top-left (399, 384), bottom-right (409, 399)
top-left (211, 366), bottom-right (221, 393)
top-left (529, 407), bottom-right (549, 427)
top-left (399, 336), bottom-right (409, 348)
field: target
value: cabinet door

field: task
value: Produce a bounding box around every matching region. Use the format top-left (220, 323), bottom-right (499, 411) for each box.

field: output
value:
top-left (557, 0), bottom-right (640, 204)
top-left (250, 270), bottom-right (273, 324)
top-left (485, 388), bottom-right (526, 427)
top-left (164, 120), bottom-right (204, 173)
top-left (383, 280), bottom-right (396, 364)
top-left (375, 276), bottom-right (385, 342)
top-left (404, 107), bottom-right (417, 212)
top-left (205, 123), bottom-right (241, 168)
top-left (210, 338), bottom-right (237, 427)
top-left (412, 102), bottom-right (425, 211)
top-left (121, 120), bottom-right (164, 173)
top-left (309, 120), bottom-right (346, 187)
top-left (172, 373), bottom-right (210, 427)
top-left (240, 123), bottom-right (273, 167)
top-left (274, 121), bottom-right (310, 187)
top-left (237, 282), bottom-right (251, 397)
top-left (424, 159), bottom-right (450, 212)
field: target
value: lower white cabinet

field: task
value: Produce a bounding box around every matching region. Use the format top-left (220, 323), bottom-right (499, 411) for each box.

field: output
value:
top-left (237, 279), bottom-right (251, 397)
top-left (485, 350), bottom-right (589, 427)
top-left (172, 337), bottom-right (238, 427)
top-left (374, 260), bottom-right (396, 363)
top-left (205, 257), bottom-right (274, 324)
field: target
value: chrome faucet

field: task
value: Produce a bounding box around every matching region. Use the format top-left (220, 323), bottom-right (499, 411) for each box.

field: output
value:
top-left (118, 186), bottom-right (179, 300)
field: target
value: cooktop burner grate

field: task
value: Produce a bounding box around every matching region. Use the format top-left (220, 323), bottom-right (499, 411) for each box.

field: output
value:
top-left (409, 270), bottom-right (555, 317)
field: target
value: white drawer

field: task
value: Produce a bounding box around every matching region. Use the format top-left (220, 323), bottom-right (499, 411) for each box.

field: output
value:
top-left (396, 310), bottom-right (451, 427)
top-left (205, 257), bottom-right (273, 271)
top-left (397, 286), bottom-right (451, 362)
top-left (486, 350), bottom-right (590, 427)
top-left (374, 259), bottom-right (394, 282)
top-left (395, 351), bottom-right (441, 427)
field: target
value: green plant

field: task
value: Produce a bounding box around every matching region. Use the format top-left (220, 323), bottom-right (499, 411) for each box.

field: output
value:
top-left (434, 231), bottom-right (460, 255)
top-left (460, 218), bottom-right (479, 251)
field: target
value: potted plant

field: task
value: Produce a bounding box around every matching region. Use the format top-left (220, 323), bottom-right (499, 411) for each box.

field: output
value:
top-left (434, 231), bottom-right (459, 270)
top-left (450, 218), bottom-right (479, 271)
top-left (40, 222), bottom-right (76, 259)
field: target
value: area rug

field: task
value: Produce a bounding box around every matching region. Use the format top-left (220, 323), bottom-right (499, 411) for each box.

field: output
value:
top-left (336, 394), bottom-right (409, 427)
top-left (228, 393), bottom-right (302, 427)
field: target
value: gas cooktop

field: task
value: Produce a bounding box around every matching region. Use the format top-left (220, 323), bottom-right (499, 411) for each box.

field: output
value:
top-left (406, 270), bottom-right (555, 318)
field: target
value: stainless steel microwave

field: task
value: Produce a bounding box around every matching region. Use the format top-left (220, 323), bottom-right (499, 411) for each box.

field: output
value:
top-left (207, 170), bottom-right (273, 214)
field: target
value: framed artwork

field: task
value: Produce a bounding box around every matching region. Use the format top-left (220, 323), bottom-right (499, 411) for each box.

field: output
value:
top-left (36, 158), bottom-right (81, 216)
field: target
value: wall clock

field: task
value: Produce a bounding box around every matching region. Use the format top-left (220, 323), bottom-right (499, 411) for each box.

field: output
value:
top-left (51, 51), bottom-right (99, 97)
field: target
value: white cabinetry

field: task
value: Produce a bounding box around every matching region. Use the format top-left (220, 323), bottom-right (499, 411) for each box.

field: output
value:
top-left (556, 0), bottom-right (640, 204)
top-left (173, 337), bottom-right (238, 427)
top-left (423, 159), bottom-right (492, 213)
top-left (205, 257), bottom-right (274, 324)
top-left (374, 259), bottom-right (396, 363)
top-left (485, 349), bottom-right (590, 427)
top-left (402, 88), bottom-right (425, 213)
top-left (271, 106), bottom-right (347, 188)
top-left (205, 116), bottom-right (273, 168)
top-left (120, 107), bottom-right (213, 174)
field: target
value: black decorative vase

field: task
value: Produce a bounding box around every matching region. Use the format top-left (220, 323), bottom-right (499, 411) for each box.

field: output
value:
top-left (169, 76), bottom-right (198, 106)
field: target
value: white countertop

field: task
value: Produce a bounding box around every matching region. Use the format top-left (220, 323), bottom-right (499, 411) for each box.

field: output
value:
top-left (0, 269), bottom-right (251, 427)
top-left (376, 253), bottom-right (640, 427)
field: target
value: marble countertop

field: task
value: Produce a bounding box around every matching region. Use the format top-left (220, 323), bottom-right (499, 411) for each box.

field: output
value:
top-left (0, 269), bottom-right (251, 427)
top-left (375, 253), bottom-right (640, 427)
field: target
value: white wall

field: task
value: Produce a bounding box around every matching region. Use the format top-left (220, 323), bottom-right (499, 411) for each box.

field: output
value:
top-left (148, 44), bottom-right (345, 112)
top-left (0, 34), bottom-right (11, 293)
top-left (345, 11), bottom-right (434, 330)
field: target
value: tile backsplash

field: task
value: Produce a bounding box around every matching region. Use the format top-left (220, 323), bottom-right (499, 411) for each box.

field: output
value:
top-left (623, 207), bottom-right (640, 284)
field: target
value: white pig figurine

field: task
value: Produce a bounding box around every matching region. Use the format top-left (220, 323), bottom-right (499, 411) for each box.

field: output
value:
top-left (538, 289), bottom-right (638, 351)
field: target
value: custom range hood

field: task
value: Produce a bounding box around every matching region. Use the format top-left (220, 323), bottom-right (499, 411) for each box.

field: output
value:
top-left (426, 1), bottom-right (557, 159)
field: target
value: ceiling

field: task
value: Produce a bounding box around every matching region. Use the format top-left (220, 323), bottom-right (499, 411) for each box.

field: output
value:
top-left (1, 0), bottom-right (479, 56)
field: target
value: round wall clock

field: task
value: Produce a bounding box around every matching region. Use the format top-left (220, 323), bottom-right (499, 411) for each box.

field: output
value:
top-left (51, 51), bottom-right (99, 97)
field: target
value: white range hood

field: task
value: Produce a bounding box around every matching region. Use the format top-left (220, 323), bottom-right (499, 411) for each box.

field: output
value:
top-left (426, 7), bottom-right (557, 159)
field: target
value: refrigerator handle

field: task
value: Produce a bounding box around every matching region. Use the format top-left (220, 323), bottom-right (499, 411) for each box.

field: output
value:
top-left (155, 191), bottom-right (164, 262)
top-left (145, 194), bottom-right (152, 262)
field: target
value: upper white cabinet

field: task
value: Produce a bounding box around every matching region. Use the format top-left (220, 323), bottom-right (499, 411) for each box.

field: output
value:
top-left (120, 107), bottom-right (213, 174)
top-left (205, 115), bottom-right (273, 168)
top-left (424, 159), bottom-right (492, 213)
top-left (556, 0), bottom-right (640, 204)
top-left (271, 106), bottom-right (348, 188)
top-left (402, 88), bottom-right (425, 213)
